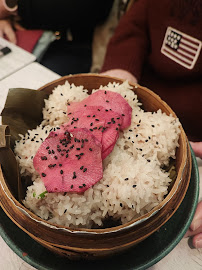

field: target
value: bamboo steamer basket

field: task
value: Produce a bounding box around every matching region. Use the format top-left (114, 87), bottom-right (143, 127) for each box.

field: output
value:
top-left (0, 74), bottom-right (191, 259)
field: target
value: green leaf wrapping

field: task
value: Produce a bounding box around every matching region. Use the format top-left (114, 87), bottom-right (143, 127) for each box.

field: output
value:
top-left (1, 88), bottom-right (49, 149)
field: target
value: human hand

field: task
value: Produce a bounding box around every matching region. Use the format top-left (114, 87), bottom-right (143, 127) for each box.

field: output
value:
top-left (0, 19), bottom-right (16, 43)
top-left (0, 0), bottom-right (11, 19)
top-left (185, 201), bottom-right (202, 248)
top-left (100, 69), bottom-right (138, 84)
top-left (190, 142), bottom-right (202, 158)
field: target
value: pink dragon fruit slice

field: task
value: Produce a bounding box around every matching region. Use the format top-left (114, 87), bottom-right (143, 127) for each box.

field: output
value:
top-left (67, 90), bottom-right (132, 130)
top-left (64, 106), bottom-right (122, 159)
top-left (33, 128), bottom-right (103, 193)
top-left (64, 106), bottom-right (105, 143)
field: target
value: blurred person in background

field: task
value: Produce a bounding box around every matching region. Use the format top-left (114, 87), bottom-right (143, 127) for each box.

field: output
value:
top-left (0, 0), bottom-right (114, 75)
top-left (101, 0), bottom-right (202, 248)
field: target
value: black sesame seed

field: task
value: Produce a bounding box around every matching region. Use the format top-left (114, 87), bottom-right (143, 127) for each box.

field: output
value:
top-left (59, 164), bottom-right (62, 167)
top-left (124, 178), bottom-right (129, 181)
top-left (152, 125), bottom-right (155, 127)
top-left (71, 185), bottom-right (73, 189)
top-left (60, 170), bottom-right (63, 174)
top-left (120, 203), bottom-right (123, 207)
top-left (89, 148), bottom-right (92, 151)
top-left (42, 173), bottom-right (46, 177)
top-left (83, 168), bottom-right (87, 172)
top-left (80, 166), bottom-right (84, 170)
top-left (133, 185), bottom-right (137, 188)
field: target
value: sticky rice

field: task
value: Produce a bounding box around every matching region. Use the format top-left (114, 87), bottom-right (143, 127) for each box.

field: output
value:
top-left (14, 81), bottom-right (181, 228)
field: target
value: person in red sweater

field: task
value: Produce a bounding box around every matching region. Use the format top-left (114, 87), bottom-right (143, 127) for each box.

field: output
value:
top-left (101, 0), bottom-right (202, 248)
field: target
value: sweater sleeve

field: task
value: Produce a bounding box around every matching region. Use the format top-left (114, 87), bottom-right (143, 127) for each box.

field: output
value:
top-left (101, 0), bottom-right (149, 81)
top-left (18, 0), bottom-right (113, 31)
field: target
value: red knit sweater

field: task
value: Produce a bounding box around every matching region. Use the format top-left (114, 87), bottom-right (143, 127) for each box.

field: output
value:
top-left (102, 0), bottom-right (202, 141)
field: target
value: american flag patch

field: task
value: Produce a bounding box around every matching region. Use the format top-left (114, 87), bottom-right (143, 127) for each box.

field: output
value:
top-left (161, 27), bottom-right (202, 69)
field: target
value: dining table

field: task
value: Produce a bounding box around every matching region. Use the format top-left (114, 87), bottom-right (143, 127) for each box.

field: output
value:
top-left (0, 59), bottom-right (202, 270)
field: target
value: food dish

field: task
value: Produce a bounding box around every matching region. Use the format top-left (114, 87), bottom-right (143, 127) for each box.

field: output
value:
top-left (15, 80), bottom-right (181, 229)
top-left (0, 75), bottom-right (192, 258)
top-left (0, 148), bottom-right (198, 270)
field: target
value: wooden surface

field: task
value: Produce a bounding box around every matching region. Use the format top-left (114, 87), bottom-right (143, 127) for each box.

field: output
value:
top-left (0, 62), bottom-right (201, 269)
